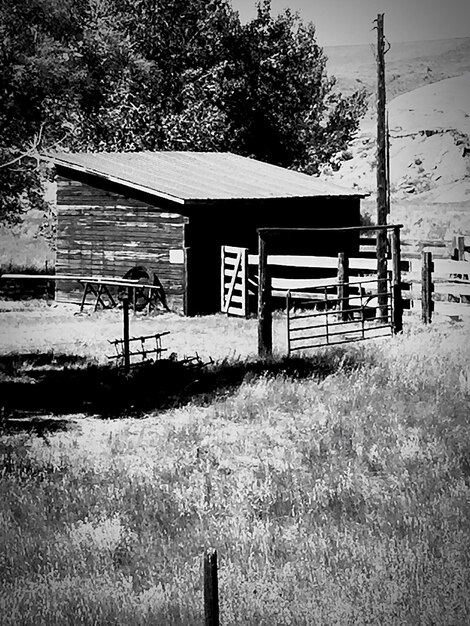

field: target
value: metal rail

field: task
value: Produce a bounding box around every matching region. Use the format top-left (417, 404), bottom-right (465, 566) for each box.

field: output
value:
top-left (286, 276), bottom-right (393, 353)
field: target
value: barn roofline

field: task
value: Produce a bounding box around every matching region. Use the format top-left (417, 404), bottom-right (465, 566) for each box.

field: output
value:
top-left (43, 151), bottom-right (369, 204)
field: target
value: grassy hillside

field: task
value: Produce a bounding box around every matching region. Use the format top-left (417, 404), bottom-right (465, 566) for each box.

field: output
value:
top-left (1, 320), bottom-right (470, 624)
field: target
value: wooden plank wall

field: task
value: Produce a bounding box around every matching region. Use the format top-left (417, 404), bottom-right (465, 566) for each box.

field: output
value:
top-left (56, 178), bottom-right (187, 309)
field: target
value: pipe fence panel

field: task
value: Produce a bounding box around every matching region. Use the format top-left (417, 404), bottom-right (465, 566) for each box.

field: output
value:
top-left (286, 275), bottom-right (394, 353)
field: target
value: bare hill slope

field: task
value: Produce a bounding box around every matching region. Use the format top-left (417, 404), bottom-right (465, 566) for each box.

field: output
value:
top-left (327, 73), bottom-right (470, 202)
top-left (325, 37), bottom-right (470, 100)
top-left (324, 38), bottom-right (470, 240)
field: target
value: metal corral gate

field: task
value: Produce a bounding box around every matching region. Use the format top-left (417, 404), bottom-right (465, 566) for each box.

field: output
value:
top-left (256, 225), bottom-right (404, 358)
top-left (286, 274), bottom-right (394, 353)
top-left (221, 225), bottom-right (405, 357)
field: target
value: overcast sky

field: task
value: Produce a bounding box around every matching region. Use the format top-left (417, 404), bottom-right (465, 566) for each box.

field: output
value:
top-left (230, 0), bottom-right (470, 46)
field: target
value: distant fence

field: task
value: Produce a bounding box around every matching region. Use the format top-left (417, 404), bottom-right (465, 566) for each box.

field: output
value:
top-left (402, 253), bottom-right (470, 321)
top-left (400, 234), bottom-right (470, 261)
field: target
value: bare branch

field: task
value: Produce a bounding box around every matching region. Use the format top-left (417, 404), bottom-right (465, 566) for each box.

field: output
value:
top-left (0, 124), bottom-right (72, 171)
top-left (0, 124), bottom-right (44, 169)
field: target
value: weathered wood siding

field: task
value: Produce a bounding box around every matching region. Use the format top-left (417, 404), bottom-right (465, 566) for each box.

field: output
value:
top-left (55, 171), bottom-right (362, 316)
top-left (56, 178), bottom-right (187, 310)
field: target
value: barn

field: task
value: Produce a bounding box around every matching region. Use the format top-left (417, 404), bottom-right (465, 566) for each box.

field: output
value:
top-left (50, 151), bottom-right (366, 315)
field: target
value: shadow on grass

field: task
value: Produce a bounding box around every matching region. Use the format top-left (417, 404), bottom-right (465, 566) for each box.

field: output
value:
top-left (0, 347), bottom-right (370, 422)
top-left (2, 416), bottom-right (71, 438)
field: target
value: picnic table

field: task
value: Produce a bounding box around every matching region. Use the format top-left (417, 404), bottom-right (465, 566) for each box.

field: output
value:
top-left (0, 273), bottom-right (170, 313)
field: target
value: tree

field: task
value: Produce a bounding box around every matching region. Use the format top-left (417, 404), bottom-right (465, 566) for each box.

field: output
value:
top-left (160, 1), bottom-right (368, 172)
top-left (0, 0), bottom-right (367, 225)
top-left (0, 0), bottom-right (87, 223)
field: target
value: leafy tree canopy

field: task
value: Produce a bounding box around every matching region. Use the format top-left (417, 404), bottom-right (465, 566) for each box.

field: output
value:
top-left (0, 0), bottom-right (367, 224)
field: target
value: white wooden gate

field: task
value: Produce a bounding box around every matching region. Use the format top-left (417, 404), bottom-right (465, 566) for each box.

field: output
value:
top-left (220, 246), bottom-right (249, 317)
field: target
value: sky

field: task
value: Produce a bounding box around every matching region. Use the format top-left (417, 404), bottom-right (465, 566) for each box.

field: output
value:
top-left (230, 0), bottom-right (470, 46)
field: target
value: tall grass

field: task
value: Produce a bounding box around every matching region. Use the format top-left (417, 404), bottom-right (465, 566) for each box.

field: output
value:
top-left (1, 323), bottom-right (470, 624)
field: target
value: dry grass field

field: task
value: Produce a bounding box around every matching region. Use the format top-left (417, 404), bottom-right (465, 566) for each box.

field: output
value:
top-left (1, 306), bottom-right (470, 624)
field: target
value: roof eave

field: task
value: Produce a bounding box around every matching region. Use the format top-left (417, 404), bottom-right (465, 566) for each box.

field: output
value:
top-left (50, 157), bottom-right (188, 205)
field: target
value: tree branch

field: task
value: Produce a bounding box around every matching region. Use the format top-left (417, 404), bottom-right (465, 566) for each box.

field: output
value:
top-left (0, 124), bottom-right (44, 170)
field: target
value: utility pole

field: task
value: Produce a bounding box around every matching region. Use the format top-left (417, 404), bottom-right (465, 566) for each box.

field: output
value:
top-left (376, 13), bottom-right (389, 318)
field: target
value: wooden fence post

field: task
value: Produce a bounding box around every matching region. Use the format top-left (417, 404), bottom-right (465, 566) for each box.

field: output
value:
top-left (391, 226), bottom-right (403, 333)
top-left (258, 232), bottom-right (272, 358)
top-left (421, 251), bottom-right (433, 324)
top-left (286, 290), bottom-right (291, 356)
top-left (204, 548), bottom-right (219, 626)
top-left (377, 227), bottom-right (389, 320)
top-left (337, 252), bottom-right (349, 321)
top-left (122, 296), bottom-right (130, 371)
top-left (453, 235), bottom-right (465, 261)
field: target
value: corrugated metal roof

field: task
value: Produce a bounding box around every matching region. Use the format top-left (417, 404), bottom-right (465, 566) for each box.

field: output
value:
top-left (48, 151), bottom-right (366, 203)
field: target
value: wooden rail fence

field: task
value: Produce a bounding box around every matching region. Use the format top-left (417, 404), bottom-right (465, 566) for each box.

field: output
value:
top-left (255, 225), bottom-right (403, 357)
top-left (221, 247), bottom-right (403, 317)
top-left (221, 229), bottom-right (470, 357)
top-left (221, 238), bottom-right (470, 322)
top-left (402, 253), bottom-right (470, 321)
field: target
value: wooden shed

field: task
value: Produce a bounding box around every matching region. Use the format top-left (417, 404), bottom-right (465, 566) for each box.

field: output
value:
top-left (51, 151), bottom-right (366, 315)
